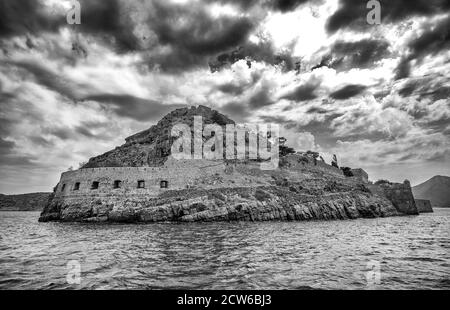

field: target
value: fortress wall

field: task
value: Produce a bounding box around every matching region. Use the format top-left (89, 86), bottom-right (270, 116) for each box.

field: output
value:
top-left (55, 159), bottom-right (226, 199)
top-left (415, 199), bottom-right (433, 213)
top-left (350, 168), bottom-right (369, 183)
top-left (282, 154), bottom-right (344, 176)
top-left (368, 182), bottom-right (418, 215)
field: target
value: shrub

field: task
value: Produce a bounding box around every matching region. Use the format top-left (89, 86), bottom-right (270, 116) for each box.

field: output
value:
top-left (254, 189), bottom-right (272, 201)
top-left (375, 179), bottom-right (391, 185)
top-left (341, 167), bottom-right (354, 177)
top-left (298, 156), bottom-right (309, 164)
top-left (279, 145), bottom-right (295, 157)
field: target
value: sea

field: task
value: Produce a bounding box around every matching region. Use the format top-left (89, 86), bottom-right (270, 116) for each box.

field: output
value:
top-left (0, 209), bottom-right (449, 289)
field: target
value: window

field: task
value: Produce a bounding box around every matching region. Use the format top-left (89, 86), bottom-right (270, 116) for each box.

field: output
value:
top-left (137, 180), bottom-right (145, 188)
top-left (61, 184), bottom-right (66, 192)
top-left (91, 181), bottom-right (99, 190)
top-left (113, 180), bottom-right (122, 189)
top-left (160, 180), bottom-right (168, 188)
top-left (73, 182), bottom-right (80, 191)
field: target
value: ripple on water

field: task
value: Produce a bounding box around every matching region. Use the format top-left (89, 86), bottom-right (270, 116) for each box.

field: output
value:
top-left (0, 210), bottom-right (449, 289)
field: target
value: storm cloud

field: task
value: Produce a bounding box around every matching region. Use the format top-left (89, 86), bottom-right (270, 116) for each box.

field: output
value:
top-left (0, 0), bottom-right (449, 193)
top-left (0, 0), bottom-right (62, 38)
top-left (281, 81), bottom-right (321, 102)
top-left (330, 84), bottom-right (367, 100)
top-left (83, 94), bottom-right (185, 122)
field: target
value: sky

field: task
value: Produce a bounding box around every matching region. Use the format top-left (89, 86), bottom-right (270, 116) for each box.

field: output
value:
top-left (0, 0), bottom-right (449, 194)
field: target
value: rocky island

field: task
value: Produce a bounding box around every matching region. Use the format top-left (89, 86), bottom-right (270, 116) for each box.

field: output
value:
top-left (39, 106), bottom-right (419, 223)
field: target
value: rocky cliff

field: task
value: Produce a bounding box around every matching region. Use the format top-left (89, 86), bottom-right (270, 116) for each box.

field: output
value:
top-left (0, 192), bottom-right (52, 211)
top-left (40, 178), bottom-right (400, 223)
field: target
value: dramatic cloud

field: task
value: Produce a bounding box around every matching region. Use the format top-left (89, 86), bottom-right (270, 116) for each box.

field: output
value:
top-left (83, 94), bottom-right (185, 121)
top-left (0, 0), bottom-right (62, 37)
top-left (326, 0), bottom-right (450, 33)
top-left (332, 39), bottom-right (390, 70)
top-left (0, 0), bottom-right (449, 193)
top-left (281, 80), bottom-right (320, 101)
top-left (394, 15), bottom-right (450, 79)
top-left (7, 60), bottom-right (82, 101)
top-left (407, 15), bottom-right (450, 60)
top-left (329, 84), bottom-right (367, 100)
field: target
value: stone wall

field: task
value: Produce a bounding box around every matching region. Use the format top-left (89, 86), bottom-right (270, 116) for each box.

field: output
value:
top-left (351, 168), bottom-right (369, 183)
top-left (368, 181), bottom-right (418, 215)
top-left (415, 199), bottom-right (433, 213)
top-left (283, 154), bottom-right (344, 176)
top-left (56, 154), bottom-right (350, 203)
top-left (45, 153), bottom-right (421, 222)
top-left (55, 157), bottom-right (226, 200)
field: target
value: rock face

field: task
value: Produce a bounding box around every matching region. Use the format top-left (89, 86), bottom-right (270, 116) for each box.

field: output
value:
top-left (415, 199), bottom-right (433, 213)
top-left (40, 105), bottom-right (418, 223)
top-left (83, 105), bottom-right (234, 168)
top-left (412, 175), bottom-right (450, 208)
top-left (40, 184), bottom-right (400, 223)
top-left (350, 168), bottom-right (369, 183)
top-left (0, 192), bottom-right (52, 211)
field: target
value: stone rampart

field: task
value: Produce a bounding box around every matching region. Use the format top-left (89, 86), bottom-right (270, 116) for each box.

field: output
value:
top-left (415, 199), bottom-right (433, 213)
top-left (368, 181), bottom-right (418, 215)
top-left (55, 158), bottom-right (226, 199)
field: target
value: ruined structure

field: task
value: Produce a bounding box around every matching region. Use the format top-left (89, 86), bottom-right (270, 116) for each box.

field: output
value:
top-left (350, 168), bottom-right (369, 183)
top-left (39, 106), bottom-right (419, 223)
top-left (415, 199), bottom-right (433, 213)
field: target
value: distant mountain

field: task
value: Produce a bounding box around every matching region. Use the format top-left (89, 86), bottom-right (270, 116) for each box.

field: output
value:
top-left (412, 176), bottom-right (450, 208)
top-left (0, 192), bottom-right (51, 211)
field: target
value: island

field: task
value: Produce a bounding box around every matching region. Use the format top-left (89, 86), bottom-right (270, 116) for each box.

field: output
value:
top-left (39, 105), bottom-right (419, 223)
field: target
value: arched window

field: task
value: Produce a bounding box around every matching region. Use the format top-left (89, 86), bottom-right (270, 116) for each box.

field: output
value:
top-left (113, 180), bottom-right (122, 189)
top-left (73, 182), bottom-right (80, 191)
top-left (91, 181), bottom-right (99, 190)
top-left (137, 180), bottom-right (145, 188)
top-left (160, 180), bottom-right (168, 188)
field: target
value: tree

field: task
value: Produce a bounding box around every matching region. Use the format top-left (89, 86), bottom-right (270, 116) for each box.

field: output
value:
top-left (278, 137), bottom-right (295, 157)
top-left (306, 150), bottom-right (319, 159)
top-left (375, 179), bottom-right (390, 185)
top-left (341, 167), bottom-right (354, 177)
top-left (279, 145), bottom-right (295, 157)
